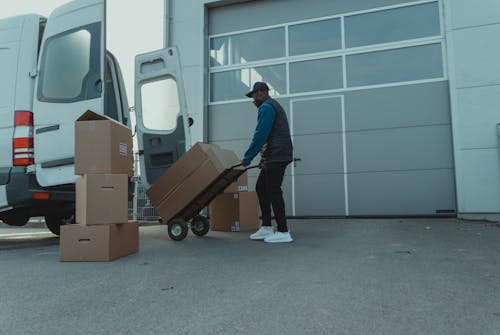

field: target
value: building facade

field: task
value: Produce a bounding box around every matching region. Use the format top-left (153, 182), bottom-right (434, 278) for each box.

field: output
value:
top-left (161, 0), bottom-right (500, 220)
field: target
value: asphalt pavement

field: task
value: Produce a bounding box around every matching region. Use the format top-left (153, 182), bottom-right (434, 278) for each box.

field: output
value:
top-left (1, 219), bottom-right (500, 335)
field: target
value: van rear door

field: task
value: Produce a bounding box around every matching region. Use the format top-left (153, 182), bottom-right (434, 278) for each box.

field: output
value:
top-left (134, 47), bottom-right (191, 188)
top-left (33, 0), bottom-right (106, 187)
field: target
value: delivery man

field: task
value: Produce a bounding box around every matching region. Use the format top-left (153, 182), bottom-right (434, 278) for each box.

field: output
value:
top-left (241, 82), bottom-right (294, 243)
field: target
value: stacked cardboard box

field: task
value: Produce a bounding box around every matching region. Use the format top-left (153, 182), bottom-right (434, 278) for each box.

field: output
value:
top-left (210, 170), bottom-right (260, 233)
top-left (147, 142), bottom-right (244, 224)
top-left (146, 142), bottom-right (259, 233)
top-left (60, 111), bottom-right (138, 262)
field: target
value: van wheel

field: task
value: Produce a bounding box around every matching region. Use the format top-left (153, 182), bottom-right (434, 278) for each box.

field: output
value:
top-left (1, 213), bottom-right (30, 227)
top-left (45, 214), bottom-right (74, 236)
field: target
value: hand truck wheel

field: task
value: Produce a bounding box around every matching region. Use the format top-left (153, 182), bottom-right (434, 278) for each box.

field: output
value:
top-left (191, 215), bottom-right (210, 237)
top-left (168, 217), bottom-right (189, 241)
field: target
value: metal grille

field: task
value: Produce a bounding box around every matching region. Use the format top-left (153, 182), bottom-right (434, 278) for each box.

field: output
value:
top-left (128, 177), bottom-right (161, 223)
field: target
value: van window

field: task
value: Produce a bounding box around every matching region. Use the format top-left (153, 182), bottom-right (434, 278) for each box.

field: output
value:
top-left (37, 23), bottom-right (101, 103)
top-left (141, 78), bottom-right (179, 131)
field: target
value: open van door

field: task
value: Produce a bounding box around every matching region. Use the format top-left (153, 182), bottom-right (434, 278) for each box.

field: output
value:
top-left (134, 47), bottom-right (191, 188)
top-left (33, 0), bottom-right (106, 187)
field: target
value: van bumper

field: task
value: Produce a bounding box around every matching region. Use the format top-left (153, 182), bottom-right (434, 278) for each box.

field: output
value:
top-left (5, 167), bottom-right (75, 216)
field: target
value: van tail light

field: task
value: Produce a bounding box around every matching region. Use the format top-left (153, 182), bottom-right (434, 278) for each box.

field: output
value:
top-left (13, 111), bottom-right (35, 166)
top-left (15, 111), bottom-right (34, 126)
top-left (13, 137), bottom-right (34, 149)
top-left (32, 192), bottom-right (50, 200)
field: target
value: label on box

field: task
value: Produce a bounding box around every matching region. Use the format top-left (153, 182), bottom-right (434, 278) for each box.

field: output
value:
top-left (119, 143), bottom-right (128, 156)
top-left (238, 186), bottom-right (248, 191)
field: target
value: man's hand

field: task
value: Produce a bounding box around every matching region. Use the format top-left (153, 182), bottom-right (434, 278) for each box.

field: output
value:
top-left (241, 161), bottom-right (249, 167)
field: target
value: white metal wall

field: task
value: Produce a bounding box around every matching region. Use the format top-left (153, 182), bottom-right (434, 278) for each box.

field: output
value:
top-left (444, 0), bottom-right (500, 220)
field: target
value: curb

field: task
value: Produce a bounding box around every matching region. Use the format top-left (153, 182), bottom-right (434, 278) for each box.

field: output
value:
top-left (0, 220), bottom-right (162, 229)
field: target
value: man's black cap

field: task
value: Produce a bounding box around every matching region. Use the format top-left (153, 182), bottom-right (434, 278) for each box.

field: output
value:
top-left (245, 82), bottom-right (269, 98)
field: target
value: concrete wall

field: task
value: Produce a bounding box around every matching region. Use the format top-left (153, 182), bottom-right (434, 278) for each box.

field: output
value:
top-left (166, 0), bottom-right (209, 144)
top-left (444, 0), bottom-right (500, 219)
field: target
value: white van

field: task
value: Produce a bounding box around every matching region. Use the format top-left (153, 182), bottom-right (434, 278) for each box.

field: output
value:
top-left (0, 0), bottom-right (191, 234)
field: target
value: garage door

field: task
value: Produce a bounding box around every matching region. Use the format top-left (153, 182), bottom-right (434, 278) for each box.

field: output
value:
top-left (207, 0), bottom-right (456, 217)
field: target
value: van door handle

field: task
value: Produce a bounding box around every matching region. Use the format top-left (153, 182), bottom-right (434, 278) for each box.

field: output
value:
top-left (95, 79), bottom-right (102, 93)
top-left (293, 157), bottom-right (301, 167)
top-left (36, 125), bottom-right (60, 134)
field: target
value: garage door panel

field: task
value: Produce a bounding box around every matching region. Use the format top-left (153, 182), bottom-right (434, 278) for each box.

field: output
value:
top-left (209, 98), bottom-right (291, 142)
top-left (293, 96), bottom-right (342, 135)
top-left (208, 0), bottom-right (455, 217)
top-left (295, 174), bottom-right (346, 216)
top-left (283, 175), bottom-right (294, 216)
top-left (345, 81), bottom-right (451, 132)
top-left (348, 169), bottom-right (456, 216)
top-left (209, 0), bottom-right (411, 35)
top-left (293, 133), bottom-right (344, 175)
top-left (347, 125), bottom-right (454, 172)
top-left (208, 103), bottom-right (255, 142)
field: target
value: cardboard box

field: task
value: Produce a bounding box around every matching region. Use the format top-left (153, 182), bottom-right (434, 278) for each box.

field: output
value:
top-left (147, 142), bottom-right (212, 207)
top-left (209, 191), bottom-right (260, 232)
top-left (147, 142), bottom-right (243, 223)
top-left (76, 174), bottom-right (128, 225)
top-left (223, 172), bottom-right (248, 193)
top-left (60, 221), bottom-right (139, 262)
top-left (75, 110), bottom-right (133, 176)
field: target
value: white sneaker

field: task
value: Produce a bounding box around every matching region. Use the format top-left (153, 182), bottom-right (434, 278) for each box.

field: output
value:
top-left (264, 231), bottom-right (293, 243)
top-left (250, 226), bottom-right (274, 240)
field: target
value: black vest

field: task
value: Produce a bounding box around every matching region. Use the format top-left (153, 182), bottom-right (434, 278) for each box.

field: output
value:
top-left (261, 98), bottom-right (293, 163)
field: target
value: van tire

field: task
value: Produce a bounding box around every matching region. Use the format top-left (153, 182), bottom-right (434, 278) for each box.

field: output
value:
top-left (45, 213), bottom-right (74, 236)
top-left (1, 213), bottom-right (30, 227)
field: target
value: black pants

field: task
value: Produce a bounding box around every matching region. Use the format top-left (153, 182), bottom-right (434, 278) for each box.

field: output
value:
top-left (255, 162), bottom-right (289, 233)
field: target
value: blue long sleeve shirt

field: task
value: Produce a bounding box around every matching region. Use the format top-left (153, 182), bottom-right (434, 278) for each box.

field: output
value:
top-left (242, 102), bottom-right (276, 165)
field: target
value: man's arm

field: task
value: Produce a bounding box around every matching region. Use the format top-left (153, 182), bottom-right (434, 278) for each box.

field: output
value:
top-left (242, 103), bottom-right (275, 166)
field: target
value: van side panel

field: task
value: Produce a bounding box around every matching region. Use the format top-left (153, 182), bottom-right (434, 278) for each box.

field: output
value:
top-left (0, 15), bottom-right (43, 212)
top-left (0, 15), bottom-right (41, 175)
top-left (0, 17), bottom-right (23, 171)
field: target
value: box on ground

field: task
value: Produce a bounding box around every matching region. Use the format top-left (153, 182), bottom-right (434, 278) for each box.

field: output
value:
top-left (75, 110), bottom-right (133, 176)
top-left (76, 174), bottom-right (128, 225)
top-left (60, 221), bottom-right (139, 262)
top-left (224, 172), bottom-right (248, 193)
top-left (210, 191), bottom-right (260, 232)
top-left (147, 142), bottom-right (243, 223)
